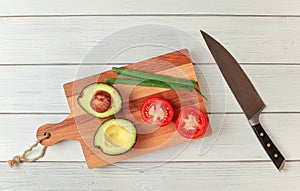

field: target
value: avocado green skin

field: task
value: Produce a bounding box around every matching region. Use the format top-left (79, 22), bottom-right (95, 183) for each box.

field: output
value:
top-left (77, 83), bottom-right (122, 118)
top-left (94, 119), bottom-right (137, 156)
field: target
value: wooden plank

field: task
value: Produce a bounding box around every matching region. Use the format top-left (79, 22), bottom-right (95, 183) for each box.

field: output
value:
top-left (2, 113), bottom-right (300, 161)
top-left (1, 17), bottom-right (300, 64)
top-left (0, 65), bottom-right (299, 113)
top-left (0, 0), bottom-right (300, 16)
top-left (1, 162), bottom-right (299, 190)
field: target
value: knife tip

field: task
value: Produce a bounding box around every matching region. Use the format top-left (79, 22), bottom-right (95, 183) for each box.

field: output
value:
top-left (200, 30), bottom-right (207, 36)
top-left (200, 30), bottom-right (209, 40)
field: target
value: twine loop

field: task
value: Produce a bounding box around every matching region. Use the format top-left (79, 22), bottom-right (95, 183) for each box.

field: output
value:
top-left (8, 132), bottom-right (50, 168)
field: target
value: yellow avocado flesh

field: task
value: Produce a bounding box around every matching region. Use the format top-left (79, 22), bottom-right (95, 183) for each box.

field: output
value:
top-left (105, 125), bottom-right (131, 147)
top-left (94, 119), bottom-right (137, 155)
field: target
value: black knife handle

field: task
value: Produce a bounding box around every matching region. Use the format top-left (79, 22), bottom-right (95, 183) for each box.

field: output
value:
top-left (252, 123), bottom-right (285, 171)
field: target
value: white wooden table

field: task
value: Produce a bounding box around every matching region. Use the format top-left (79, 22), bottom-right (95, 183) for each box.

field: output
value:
top-left (1, 1), bottom-right (300, 190)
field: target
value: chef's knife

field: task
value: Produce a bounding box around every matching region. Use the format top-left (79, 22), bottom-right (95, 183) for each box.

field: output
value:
top-left (201, 30), bottom-right (285, 171)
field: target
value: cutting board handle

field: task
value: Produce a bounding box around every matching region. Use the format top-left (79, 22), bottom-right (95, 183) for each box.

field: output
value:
top-left (36, 115), bottom-right (80, 146)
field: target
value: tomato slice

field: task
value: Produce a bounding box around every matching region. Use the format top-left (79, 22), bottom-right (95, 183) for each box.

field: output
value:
top-left (141, 97), bottom-right (174, 127)
top-left (176, 106), bottom-right (208, 139)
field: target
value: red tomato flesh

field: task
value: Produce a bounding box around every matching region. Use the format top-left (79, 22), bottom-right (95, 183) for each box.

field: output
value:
top-left (176, 106), bottom-right (208, 139)
top-left (141, 97), bottom-right (174, 127)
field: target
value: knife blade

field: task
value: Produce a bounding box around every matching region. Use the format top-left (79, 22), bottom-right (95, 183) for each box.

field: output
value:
top-left (201, 30), bottom-right (285, 171)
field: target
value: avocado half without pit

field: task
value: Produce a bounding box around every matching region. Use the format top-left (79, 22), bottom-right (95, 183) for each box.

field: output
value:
top-left (94, 119), bottom-right (137, 155)
top-left (78, 83), bottom-right (122, 118)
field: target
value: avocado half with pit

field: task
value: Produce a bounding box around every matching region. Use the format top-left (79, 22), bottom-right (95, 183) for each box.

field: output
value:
top-left (94, 119), bottom-right (137, 155)
top-left (78, 83), bottom-right (122, 118)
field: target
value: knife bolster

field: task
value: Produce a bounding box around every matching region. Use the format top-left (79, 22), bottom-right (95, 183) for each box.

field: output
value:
top-left (248, 105), bottom-right (265, 126)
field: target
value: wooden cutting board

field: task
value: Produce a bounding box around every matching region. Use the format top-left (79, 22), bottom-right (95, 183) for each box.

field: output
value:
top-left (36, 49), bottom-right (211, 168)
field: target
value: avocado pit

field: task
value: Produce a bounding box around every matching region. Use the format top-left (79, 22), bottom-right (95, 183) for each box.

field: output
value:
top-left (90, 90), bottom-right (111, 113)
top-left (78, 83), bottom-right (122, 118)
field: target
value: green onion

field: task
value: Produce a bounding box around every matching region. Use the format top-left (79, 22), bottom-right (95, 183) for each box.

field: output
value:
top-left (105, 77), bottom-right (208, 100)
top-left (114, 73), bottom-right (207, 100)
top-left (112, 67), bottom-right (198, 87)
top-left (105, 78), bottom-right (192, 92)
top-left (194, 88), bottom-right (208, 101)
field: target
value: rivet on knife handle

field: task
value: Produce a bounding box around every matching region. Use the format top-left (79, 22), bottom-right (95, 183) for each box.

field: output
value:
top-left (252, 123), bottom-right (285, 171)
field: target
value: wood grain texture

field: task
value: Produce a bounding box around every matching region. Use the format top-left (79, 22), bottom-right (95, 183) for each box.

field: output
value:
top-left (36, 49), bottom-right (209, 168)
top-left (0, 65), bottom-right (299, 113)
top-left (1, 17), bottom-right (300, 64)
top-left (1, 162), bottom-right (299, 190)
top-left (2, 113), bottom-right (299, 162)
top-left (36, 114), bottom-right (81, 146)
top-left (0, 0), bottom-right (300, 16)
top-left (1, 1), bottom-right (300, 189)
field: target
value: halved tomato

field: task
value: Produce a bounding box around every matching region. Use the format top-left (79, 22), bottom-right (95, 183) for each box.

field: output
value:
top-left (141, 97), bottom-right (174, 127)
top-left (176, 106), bottom-right (208, 139)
